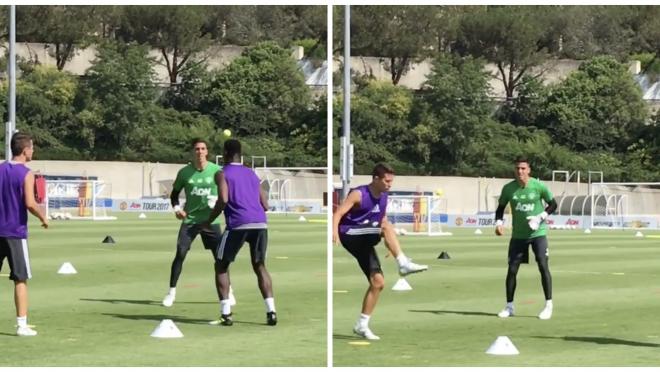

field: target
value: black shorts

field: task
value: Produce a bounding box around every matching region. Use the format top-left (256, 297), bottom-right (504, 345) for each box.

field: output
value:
top-left (0, 237), bottom-right (32, 281)
top-left (339, 234), bottom-right (383, 280)
top-left (508, 236), bottom-right (549, 265)
top-left (217, 229), bottom-right (268, 264)
top-left (177, 223), bottom-right (222, 258)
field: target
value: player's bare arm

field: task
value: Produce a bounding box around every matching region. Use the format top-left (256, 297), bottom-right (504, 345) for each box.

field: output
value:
top-left (24, 171), bottom-right (48, 228)
top-left (208, 171), bottom-right (227, 224)
top-left (332, 190), bottom-right (362, 244)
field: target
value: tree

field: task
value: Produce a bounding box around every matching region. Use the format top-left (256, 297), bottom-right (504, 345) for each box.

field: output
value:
top-left (409, 54), bottom-right (493, 174)
top-left (79, 41), bottom-right (157, 159)
top-left (201, 41), bottom-right (311, 138)
top-left (540, 56), bottom-right (648, 153)
top-left (16, 6), bottom-right (101, 70)
top-left (114, 6), bottom-right (216, 85)
top-left (348, 6), bottom-right (439, 85)
top-left (455, 6), bottom-right (557, 101)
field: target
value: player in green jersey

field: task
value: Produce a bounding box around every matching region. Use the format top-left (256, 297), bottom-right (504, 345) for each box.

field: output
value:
top-left (494, 157), bottom-right (557, 320)
top-left (162, 138), bottom-right (228, 308)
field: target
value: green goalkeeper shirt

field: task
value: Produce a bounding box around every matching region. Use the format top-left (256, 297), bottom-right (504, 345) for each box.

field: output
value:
top-left (173, 162), bottom-right (222, 225)
top-left (498, 178), bottom-right (553, 239)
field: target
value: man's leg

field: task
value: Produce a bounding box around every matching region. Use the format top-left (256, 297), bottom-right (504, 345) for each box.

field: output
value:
top-left (499, 239), bottom-right (525, 318)
top-left (533, 237), bottom-right (553, 319)
top-left (353, 272), bottom-right (384, 340)
top-left (163, 224), bottom-right (196, 307)
top-left (381, 221), bottom-right (427, 276)
top-left (214, 259), bottom-right (234, 326)
top-left (15, 280), bottom-right (36, 336)
top-left (249, 230), bottom-right (277, 325)
top-left (201, 224), bottom-right (226, 304)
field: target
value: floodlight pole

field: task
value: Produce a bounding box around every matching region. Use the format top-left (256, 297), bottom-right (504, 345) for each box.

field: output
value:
top-left (340, 5), bottom-right (353, 200)
top-left (5, 5), bottom-right (16, 160)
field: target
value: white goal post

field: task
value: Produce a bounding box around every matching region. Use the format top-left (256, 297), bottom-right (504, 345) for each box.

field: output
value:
top-left (589, 182), bottom-right (660, 229)
top-left (45, 179), bottom-right (116, 220)
top-left (387, 195), bottom-right (452, 236)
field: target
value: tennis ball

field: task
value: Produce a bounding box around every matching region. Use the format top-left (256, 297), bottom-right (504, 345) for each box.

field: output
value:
top-left (223, 129), bottom-right (231, 137)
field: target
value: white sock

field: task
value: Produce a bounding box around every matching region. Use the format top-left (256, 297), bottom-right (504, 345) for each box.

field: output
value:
top-left (168, 287), bottom-right (176, 296)
top-left (265, 297), bottom-right (276, 313)
top-left (506, 302), bottom-right (514, 309)
top-left (358, 313), bottom-right (370, 328)
top-left (221, 299), bottom-right (231, 315)
top-left (396, 253), bottom-right (409, 267)
top-left (545, 300), bottom-right (553, 307)
top-left (17, 316), bottom-right (27, 328)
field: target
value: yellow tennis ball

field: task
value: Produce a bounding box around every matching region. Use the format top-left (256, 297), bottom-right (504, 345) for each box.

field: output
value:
top-left (223, 129), bottom-right (231, 137)
top-left (435, 188), bottom-right (444, 197)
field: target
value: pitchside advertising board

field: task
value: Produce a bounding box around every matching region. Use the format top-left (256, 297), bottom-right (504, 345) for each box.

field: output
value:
top-left (446, 214), bottom-right (658, 229)
top-left (111, 198), bottom-right (324, 213)
top-left (113, 198), bottom-right (171, 212)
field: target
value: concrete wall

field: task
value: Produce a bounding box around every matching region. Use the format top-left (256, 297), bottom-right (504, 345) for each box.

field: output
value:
top-left (28, 160), bottom-right (328, 201)
top-left (29, 160), bottom-right (182, 199)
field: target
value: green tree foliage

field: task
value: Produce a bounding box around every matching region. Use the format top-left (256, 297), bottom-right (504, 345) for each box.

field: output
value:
top-left (112, 6), bottom-right (215, 85)
top-left (348, 6), bottom-right (439, 85)
top-left (410, 54), bottom-right (493, 174)
top-left (201, 42), bottom-right (312, 138)
top-left (455, 6), bottom-right (556, 101)
top-left (16, 6), bottom-right (101, 70)
top-left (540, 56), bottom-right (647, 152)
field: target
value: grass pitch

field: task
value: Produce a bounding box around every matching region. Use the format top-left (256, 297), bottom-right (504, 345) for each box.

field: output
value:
top-left (333, 228), bottom-right (660, 367)
top-left (1, 213), bottom-right (326, 367)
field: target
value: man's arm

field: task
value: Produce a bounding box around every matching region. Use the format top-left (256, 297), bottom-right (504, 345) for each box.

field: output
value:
top-left (170, 187), bottom-right (186, 220)
top-left (208, 171), bottom-right (227, 224)
top-left (494, 204), bottom-right (506, 236)
top-left (332, 190), bottom-right (361, 244)
top-left (23, 172), bottom-right (48, 228)
top-left (259, 188), bottom-right (269, 211)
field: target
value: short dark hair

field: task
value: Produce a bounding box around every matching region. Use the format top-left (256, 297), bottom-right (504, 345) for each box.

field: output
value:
top-left (514, 156), bottom-right (529, 165)
top-left (224, 139), bottom-right (242, 159)
top-left (372, 163), bottom-right (394, 178)
top-left (11, 132), bottom-right (32, 156)
top-left (191, 138), bottom-right (208, 149)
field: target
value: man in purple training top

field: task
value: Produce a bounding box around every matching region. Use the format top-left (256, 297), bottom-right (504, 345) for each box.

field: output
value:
top-left (333, 163), bottom-right (427, 340)
top-left (207, 139), bottom-right (276, 326)
top-left (0, 132), bottom-right (49, 336)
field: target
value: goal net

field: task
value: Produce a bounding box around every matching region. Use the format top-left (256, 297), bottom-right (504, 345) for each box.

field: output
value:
top-left (45, 179), bottom-right (116, 220)
top-left (589, 182), bottom-right (660, 229)
top-left (387, 195), bottom-right (452, 236)
top-left (254, 167), bottom-right (327, 214)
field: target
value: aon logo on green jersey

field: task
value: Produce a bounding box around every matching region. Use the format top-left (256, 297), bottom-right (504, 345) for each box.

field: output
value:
top-left (515, 203), bottom-right (534, 212)
top-left (191, 186), bottom-right (212, 196)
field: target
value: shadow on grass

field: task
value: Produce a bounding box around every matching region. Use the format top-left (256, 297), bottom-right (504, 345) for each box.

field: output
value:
top-left (80, 298), bottom-right (215, 306)
top-left (410, 309), bottom-right (539, 318)
top-left (533, 335), bottom-right (660, 348)
top-left (103, 313), bottom-right (212, 325)
top-left (102, 312), bottom-right (268, 327)
top-left (333, 333), bottom-right (363, 340)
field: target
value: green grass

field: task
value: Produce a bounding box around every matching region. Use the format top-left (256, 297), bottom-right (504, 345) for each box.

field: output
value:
top-left (1, 213), bottom-right (327, 367)
top-left (333, 228), bottom-right (660, 367)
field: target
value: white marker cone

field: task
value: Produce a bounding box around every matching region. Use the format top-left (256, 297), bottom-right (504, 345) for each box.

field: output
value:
top-left (392, 278), bottom-right (412, 291)
top-left (138, 213), bottom-right (147, 219)
top-left (486, 336), bottom-right (519, 355)
top-left (474, 229), bottom-right (483, 235)
top-left (584, 228), bottom-right (591, 234)
top-left (298, 216), bottom-right (307, 222)
top-left (635, 231), bottom-right (644, 238)
top-left (150, 319), bottom-right (184, 338)
top-left (57, 262), bottom-right (77, 275)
